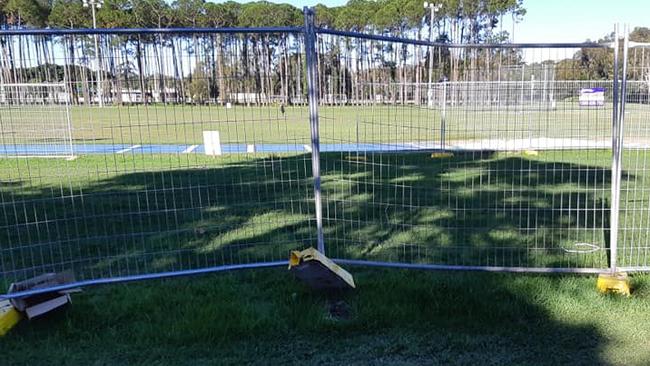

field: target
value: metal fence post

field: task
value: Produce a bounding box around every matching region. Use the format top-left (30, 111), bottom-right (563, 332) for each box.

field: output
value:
top-left (441, 80), bottom-right (447, 151)
top-left (303, 7), bottom-right (325, 253)
top-left (610, 24), bottom-right (629, 273)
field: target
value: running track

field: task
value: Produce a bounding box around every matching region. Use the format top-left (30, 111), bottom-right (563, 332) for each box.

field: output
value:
top-left (2, 138), bottom-right (649, 156)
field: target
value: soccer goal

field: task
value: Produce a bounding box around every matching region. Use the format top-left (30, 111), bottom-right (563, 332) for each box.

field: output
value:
top-left (0, 83), bottom-right (74, 158)
top-left (432, 79), bottom-right (556, 111)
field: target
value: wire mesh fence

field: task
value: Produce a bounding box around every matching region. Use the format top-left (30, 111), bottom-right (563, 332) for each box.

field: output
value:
top-left (315, 30), bottom-right (614, 270)
top-left (618, 39), bottom-right (650, 271)
top-left (0, 28), bottom-right (317, 293)
top-left (0, 13), bottom-right (648, 297)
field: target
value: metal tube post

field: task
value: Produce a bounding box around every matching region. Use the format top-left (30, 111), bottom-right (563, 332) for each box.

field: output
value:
top-left (441, 80), bottom-right (447, 150)
top-left (424, 2), bottom-right (441, 108)
top-left (426, 6), bottom-right (434, 107)
top-left (615, 25), bottom-right (629, 271)
top-left (303, 7), bottom-right (325, 253)
top-left (610, 24), bottom-right (624, 273)
top-left (84, 0), bottom-right (104, 107)
top-left (92, 7), bottom-right (103, 107)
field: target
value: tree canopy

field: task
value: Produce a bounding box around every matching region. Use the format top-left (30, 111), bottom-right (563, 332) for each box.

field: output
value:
top-left (2, 0), bottom-right (527, 45)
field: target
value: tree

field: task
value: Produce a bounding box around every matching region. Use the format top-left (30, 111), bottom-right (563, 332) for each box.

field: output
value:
top-left (314, 4), bottom-right (337, 28)
top-left (2, 0), bottom-right (534, 107)
top-left (202, 1), bottom-right (241, 102)
top-left (188, 61), bottom-right (209, 103)
top-left (555, 33), bottom-right (614, 81)
top-left (2, 0), bottom-right (49, 27)
top-left (49, 0), bottom-right (90, 28)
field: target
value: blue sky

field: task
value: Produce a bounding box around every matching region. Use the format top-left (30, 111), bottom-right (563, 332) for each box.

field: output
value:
top-left (501, 0), bottom-right (648, 43)
top-left (223, 0), bottom-right (648, 42)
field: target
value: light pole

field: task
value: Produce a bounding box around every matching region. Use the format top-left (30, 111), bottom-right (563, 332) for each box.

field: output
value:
top-left (424, 2), bottom-right (441, 108)
top-left (83, 0), bottom-right (104, 107)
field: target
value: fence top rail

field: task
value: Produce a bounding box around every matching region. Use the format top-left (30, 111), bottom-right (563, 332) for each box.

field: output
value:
top-left (0, 26), bottom-right (304, 36)
top-left (315, 27), bottom-right (612, 49)
top-left (0, 25), bottom-right (612, 50)
top-left (1, 83), bottom-right (66, 87)
top-left (361, 80), bottom-right (617, 86)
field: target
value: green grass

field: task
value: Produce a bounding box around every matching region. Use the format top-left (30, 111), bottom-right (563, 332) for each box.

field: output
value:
top-left (2, 115), bottom-right (650, 364)
top-left (2, 148), bottom-right (649, 284)
top-left (1, 268), bottom-right (650, 365)
top-left (32, 102), bottom-right (647, 145)
top-left (2, 98), bottom-right (650, 365)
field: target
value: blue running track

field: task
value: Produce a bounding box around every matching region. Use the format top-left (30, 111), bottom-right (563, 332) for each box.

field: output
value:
top-left (1, 142), bottom-right (429, 156)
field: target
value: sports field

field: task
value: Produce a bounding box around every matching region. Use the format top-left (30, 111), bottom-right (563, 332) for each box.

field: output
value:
top-left (4, 102), bottom-right (649, 161)
top-left (3, 102), bottom-right (626, 145)
top-left (2, 102), bottom-right (649, 158)
top-left (1, 148), bottom-right (649, 283)
top-left (72, 103), bottom-right (615, 144)
top-left (2, 104), bottom-right (650, 365)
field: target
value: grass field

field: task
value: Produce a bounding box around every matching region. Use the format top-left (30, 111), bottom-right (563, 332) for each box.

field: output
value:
top-left (1, 148), bottom-right (649, 285)
top-left (2, 103), bottom-right (650, 365)
top-left (48, 102), bottom-right (639, 145)
top-left (1, 268), bottom-right (650, 365)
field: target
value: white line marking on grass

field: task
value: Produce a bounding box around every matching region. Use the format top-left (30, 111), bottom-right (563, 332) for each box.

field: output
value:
top-left (304, 144), bottom-right (312, 152)
top-left (116, 145), bottom-right (141, 154)
top-left (183, 144), bottom-right (199, 153)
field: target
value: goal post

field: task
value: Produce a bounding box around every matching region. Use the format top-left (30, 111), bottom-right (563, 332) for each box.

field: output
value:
top-left (0, 83), bottom-right (74, 158)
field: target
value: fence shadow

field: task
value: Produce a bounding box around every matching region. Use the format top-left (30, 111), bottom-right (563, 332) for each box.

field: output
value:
top-left (322, 151), bottom-right (618, 269)
top-left (0, 151), bottom-right (623, 280)
top-left (0, 151), bottom-right (636, 364)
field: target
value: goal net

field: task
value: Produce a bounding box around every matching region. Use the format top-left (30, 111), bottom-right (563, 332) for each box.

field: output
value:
top-left (0, 83), bottom-right (74, 158)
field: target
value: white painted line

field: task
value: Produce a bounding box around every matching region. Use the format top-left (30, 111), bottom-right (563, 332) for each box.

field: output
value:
top-left (183, 144), bottom-right (199, 153)
top-left (116, 145), bottom-right (141, 154)
top-left (247, 144), bottom-right (256, 153)
top-left (303, 144), bottom-right (312, 152)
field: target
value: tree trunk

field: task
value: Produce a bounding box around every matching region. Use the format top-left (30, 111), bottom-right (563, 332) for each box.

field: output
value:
top-left (215, 34), bottom-right (226, 103)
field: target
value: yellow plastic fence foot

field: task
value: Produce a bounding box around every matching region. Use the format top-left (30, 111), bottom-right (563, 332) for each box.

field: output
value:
top-left (430, 152), bottom-right (454, 158)
top-left (0, 300), bottom-right (23, 336)
top-left (289, 248), bottom-right (355, 291)
top-left (597, 272), bottom-right (631, 296)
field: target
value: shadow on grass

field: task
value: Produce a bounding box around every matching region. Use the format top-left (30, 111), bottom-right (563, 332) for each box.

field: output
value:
top-left (0, 268), bottom-right (631, 365)
top-left (0, 150), bottom-right (640, 364)
top-left (322, 151), bottom-right (618, 269)
top-left (0, 151), bottom-right (622, 279)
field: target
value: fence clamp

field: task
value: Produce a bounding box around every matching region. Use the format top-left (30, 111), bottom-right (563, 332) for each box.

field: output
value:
top-left (289, 248), bottom-right (355, 291)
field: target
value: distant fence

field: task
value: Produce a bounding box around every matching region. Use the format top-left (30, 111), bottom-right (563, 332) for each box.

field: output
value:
top-left (1, 10), bottom-right (649, 298)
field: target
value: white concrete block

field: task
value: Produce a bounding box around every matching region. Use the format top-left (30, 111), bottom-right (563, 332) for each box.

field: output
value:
top-left (203, 131), bottom-right (222, 156)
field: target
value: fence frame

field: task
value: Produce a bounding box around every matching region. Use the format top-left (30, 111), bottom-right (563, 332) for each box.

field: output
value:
top-left (0, 8), bottom-right (642, 300)
top-left (304, 7), bottom-right (325, 253)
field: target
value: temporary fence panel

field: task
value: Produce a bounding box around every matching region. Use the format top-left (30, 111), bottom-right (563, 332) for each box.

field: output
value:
top-left (0, 14), bottom-right (648, 299)
top-left (618, 34), bottom-right (650, 271)
top-left (314, 29), bottom-right (615, 272)
top-left (0, 28), bottom-right (316, 296)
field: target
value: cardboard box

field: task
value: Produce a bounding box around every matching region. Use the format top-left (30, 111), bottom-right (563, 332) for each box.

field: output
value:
top-left (8, 271), bottom-right (78, 319)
